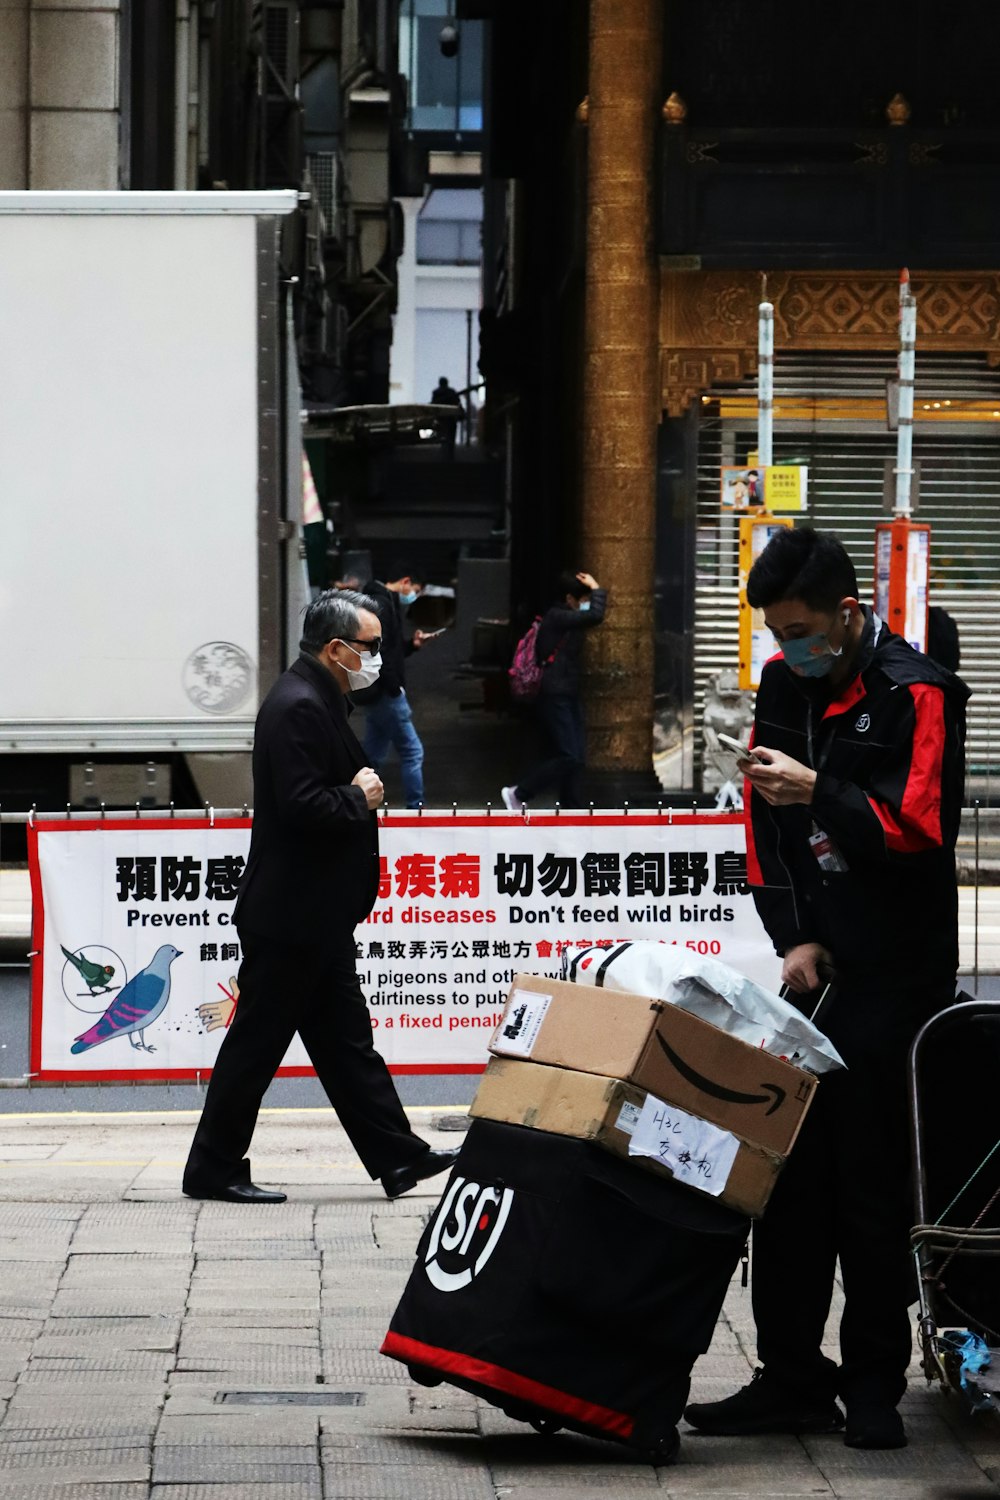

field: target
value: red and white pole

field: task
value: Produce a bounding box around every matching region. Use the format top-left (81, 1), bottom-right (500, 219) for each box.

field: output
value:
top-left (875, 270), bottom-right (930, 652)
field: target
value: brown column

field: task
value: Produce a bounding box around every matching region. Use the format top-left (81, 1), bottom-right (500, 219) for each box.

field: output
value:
top-left (580, 0), bottom-right (662, 770)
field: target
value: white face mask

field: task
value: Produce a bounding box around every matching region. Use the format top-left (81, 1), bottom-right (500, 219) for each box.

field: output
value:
top-left (341, 643), bottom-right (382, 691)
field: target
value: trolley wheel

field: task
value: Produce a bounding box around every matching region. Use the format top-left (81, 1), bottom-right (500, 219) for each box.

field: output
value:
top-left (528, 1416), bottom-right (562, 1437)
top-left (407, 1364), bottom-right (443, 1388)
top-left (636, 1430), bottom-right (680, 1466)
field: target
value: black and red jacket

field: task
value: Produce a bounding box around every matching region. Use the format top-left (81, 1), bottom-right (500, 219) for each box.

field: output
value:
top-left (746, 608), bottom-right (969, 1048)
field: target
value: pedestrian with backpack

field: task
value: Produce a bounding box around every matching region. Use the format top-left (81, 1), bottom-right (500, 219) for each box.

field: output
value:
top-left (502, 570), bottom-right (606, 810)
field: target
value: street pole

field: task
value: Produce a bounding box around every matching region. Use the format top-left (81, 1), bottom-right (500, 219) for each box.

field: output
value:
top-left (465, 306), bottom-right (474, 446)
top-left (874, 269), bottom-right (930, 652)
top-left (757, 283), bottom-right (774, 468)
top-left (580, 0), bottom-right (662, 771)
top-left (895, 269), bottom-right (916, 518)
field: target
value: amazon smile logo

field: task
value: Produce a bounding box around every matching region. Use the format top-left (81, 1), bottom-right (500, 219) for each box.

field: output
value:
top-left (654, 1032), bottom-right (786, 1115)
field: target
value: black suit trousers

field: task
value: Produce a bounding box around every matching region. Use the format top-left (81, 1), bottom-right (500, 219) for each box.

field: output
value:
top-left (751, 1041), bottom-right (915, 1407)
top-left (183, 927), bottom-right (425, 1191)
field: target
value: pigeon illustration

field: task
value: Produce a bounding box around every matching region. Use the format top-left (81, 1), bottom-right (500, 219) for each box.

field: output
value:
top-left (70, 944), bottom-right (182, 1055)
top-left (61, 945), bottom-right (118, 997)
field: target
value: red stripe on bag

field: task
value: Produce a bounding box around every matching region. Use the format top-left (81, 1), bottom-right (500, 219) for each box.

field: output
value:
top-left (380, 1330), bottom-right (635, 1438)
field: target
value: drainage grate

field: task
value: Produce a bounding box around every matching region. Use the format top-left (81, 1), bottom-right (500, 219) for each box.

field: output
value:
top-left (216, 1391), bottom-right (365, 1406)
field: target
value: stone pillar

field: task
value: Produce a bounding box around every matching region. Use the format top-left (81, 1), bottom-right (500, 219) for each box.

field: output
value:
top-left (0, 2), bottom-right (29, 187)
top-left (580, 0), bottom-right (661, 770)
top-left (0, 1), bottom-right (123, 190)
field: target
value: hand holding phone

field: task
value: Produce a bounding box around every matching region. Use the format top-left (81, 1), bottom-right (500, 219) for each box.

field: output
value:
top-left (412, 627), bottom-right (447, 649)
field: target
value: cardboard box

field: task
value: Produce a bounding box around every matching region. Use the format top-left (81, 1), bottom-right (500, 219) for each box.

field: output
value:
top-left (490, 974), bottom-right (817, 1158)
top-left (472, 1056), bottom-right (782, 1218)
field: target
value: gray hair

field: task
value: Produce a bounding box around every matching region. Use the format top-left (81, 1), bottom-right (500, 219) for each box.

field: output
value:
top-left (300, 588), bottom-right (380, 655)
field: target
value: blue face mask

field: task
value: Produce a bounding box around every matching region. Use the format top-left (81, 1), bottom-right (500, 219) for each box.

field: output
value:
top-left (399, 591), bottom-right (418, 607)
top-left (779, 610), bottom-right (850, 678)
top-left (577, 600), bottom-right (591, 613)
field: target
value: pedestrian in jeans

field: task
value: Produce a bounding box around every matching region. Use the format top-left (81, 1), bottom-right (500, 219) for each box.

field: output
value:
top-left (358, 563), bottom-right (435, 809)
top-left (503, 570), bottom-right (606, 810)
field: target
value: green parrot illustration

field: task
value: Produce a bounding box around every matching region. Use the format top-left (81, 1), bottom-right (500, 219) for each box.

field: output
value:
top-left (61, 945), bottom-right (119, 998)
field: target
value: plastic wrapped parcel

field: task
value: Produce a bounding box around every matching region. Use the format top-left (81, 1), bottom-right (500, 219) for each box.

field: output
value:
top-left (566, 941), bottom-right (845, 1074)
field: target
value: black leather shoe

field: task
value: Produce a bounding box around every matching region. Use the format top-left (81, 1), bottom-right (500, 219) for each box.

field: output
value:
top-left (684, 1368), bottom-right (844, 1436)
top-left (845, 1405), bottom-right (906, 1449)
top-left (382, 1146), bottom-right (460, 1200)
top-left (184, 1182), bottom-right (287, 1203)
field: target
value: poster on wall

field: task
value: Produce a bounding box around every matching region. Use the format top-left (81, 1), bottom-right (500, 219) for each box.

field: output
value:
top-left (28, 813), bottom-right (779, 1082)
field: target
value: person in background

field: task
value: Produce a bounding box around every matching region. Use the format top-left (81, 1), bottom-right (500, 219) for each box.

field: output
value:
top-left (358, 563), bottom-right (436, 810)
top-left (502, 570), bottom-right (607, 811)
top-left (926, 604), bottom-right (960, 673)
top-left (429, 376), bottom-right (464, 412)
top-left (429, 377), bottom-right (465, 458)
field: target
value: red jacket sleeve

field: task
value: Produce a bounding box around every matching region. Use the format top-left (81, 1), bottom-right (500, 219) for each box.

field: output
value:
top-left (810, 683), bottom-right (955, 862)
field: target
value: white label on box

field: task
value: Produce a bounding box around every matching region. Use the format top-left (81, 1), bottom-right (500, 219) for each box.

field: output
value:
top-left (615, 1100), bottom-right (643, 1137)
top-left (493, 989), bottom-right (551, 1058)
top-left (628, 1093), bottom-right (740, 1198)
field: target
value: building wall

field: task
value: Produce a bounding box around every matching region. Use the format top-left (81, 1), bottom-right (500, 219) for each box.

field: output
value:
top-left (389, 188), bottom-right (481, 409)
top-left (0, 0), bottom-right (121, 190)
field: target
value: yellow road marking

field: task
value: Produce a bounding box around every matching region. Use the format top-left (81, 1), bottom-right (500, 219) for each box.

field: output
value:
top-left (0, 1104), bottom-right (462, 1122)
top-left (0, 1158), bottom-right (369, 1170)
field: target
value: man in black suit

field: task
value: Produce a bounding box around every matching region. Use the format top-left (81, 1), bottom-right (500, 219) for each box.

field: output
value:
top-left (183, 589), bottom-right (457, 1204)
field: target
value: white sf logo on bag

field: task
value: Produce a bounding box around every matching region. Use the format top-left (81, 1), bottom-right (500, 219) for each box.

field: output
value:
top-left (423, 1174), bottom-right (514, 1292)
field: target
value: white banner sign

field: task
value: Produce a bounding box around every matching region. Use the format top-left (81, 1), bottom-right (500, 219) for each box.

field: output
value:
top-left (28, 813), bottom-right (778, 1081)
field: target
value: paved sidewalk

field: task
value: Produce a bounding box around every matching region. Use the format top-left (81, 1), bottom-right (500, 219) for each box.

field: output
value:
top-left (0, 1107), bottom-right (995, 1500)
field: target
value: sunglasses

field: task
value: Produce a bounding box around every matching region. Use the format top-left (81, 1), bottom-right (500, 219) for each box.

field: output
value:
top-left (342, 636), bottom-right (382, 657)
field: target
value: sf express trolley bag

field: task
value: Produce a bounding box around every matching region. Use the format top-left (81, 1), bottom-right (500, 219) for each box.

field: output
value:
top-left (381, 1119), bottom-right (748, 1461)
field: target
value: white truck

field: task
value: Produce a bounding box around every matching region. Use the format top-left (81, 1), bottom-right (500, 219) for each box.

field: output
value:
top-left (0, 190), bottom-right (305, 818)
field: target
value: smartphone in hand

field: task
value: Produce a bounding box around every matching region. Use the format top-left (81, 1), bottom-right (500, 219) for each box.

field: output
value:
top-left (717, 732), bottom-right (754, 761)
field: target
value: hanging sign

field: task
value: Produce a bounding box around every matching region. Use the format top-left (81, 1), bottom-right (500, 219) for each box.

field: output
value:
top-left (763, 465), bottom-right (808, 512)
top-left (721, 466), bottom-right (767, 512)
top-left (738, 516), bottom-right (794, 691)
top-left (721, 466), bottom-right (808, 514)
top-left (28, 814), bottom-right (778, 1082)
top-left (874, 519), bottom-right (930, 655)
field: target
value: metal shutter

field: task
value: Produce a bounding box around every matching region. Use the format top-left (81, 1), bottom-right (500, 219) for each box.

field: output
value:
top-left (694, 353), bottom-right (1000, 787)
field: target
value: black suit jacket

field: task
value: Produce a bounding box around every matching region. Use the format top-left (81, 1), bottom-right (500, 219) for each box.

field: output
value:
top-left (234, 654), bottom-right (380, 940)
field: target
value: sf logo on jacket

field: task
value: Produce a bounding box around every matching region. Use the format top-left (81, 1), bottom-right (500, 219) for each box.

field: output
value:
top-left (423, 1175), bottom-right (514, 1292)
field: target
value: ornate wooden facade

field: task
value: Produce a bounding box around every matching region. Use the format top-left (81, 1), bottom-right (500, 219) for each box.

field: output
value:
top-left (660, 268), bottom-right (1000, 415)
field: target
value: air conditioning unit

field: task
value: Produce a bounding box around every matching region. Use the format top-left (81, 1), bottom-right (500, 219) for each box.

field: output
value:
top-left (254, 0), bottom-right (300, 98)
top-left (306, 151), bottom-right (343, 240)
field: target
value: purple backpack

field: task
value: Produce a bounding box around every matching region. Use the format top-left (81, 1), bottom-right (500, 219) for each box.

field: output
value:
top-left (509, 616), bottom-right (557, 702)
